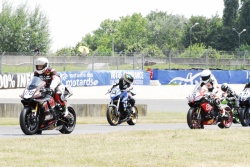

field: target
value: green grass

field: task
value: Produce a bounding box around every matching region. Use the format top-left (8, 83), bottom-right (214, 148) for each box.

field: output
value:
top-left (0, 112), bottom-right (250, 166)
top-left (0, 125), bottom-right (249, 166)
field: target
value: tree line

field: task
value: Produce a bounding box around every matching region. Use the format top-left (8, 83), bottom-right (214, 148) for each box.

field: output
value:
top-left (1, 0), bottom-right (250, 57)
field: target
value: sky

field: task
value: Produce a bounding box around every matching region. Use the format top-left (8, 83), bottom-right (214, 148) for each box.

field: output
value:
top-left (5, 0), bottom-right (224, 52)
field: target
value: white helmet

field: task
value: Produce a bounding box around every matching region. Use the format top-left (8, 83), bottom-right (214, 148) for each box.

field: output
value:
top-left (35, 57), bottom-right (49, 74)
top-left (200, 69), bottom-right (211, 83)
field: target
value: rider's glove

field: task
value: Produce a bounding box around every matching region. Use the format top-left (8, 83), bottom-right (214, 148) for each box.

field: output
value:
top-left (208, 98), bottom-right (214, 104)
top-left (126, 88), bottom-right (130, 91)
top-left (48, 89), bottom-right (54, 96)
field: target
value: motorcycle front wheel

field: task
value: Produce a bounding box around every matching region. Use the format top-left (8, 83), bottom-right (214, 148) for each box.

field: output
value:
top-left (106, 106), bottom-right (120, 126)
top-left (239, 107), bottom-right (250, 126)
top-left (58, 106), bottom-right (76, 134)
top-left (187, 107), bottom-right (203, 129)
top-left (127, 106), bottom-right (138, 125)
top-left (20, 107), bottom-right (39, 135)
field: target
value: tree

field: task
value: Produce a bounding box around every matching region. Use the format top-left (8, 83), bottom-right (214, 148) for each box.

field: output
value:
top-left (238, 0), bottom-right (250, 47)
top-left (146, 11), bottom-right (187, 51)
top-left (204, 15), bottom-right (224, 50)
top-left (223, 0), bottom-right (239, 27)
top-left (117, 13), bottom-right (147, 53)
top-left (0, 1), bottom-right (51, 53)
top-left (222, 0), bottom-right (239, 50)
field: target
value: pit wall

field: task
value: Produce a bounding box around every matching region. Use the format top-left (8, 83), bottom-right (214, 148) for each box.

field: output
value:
top-left (0, 103), bottom-right (147, 118)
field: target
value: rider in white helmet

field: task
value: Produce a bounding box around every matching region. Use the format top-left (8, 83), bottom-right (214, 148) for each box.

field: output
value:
top-left (34, 57), bottom-right (69, 120)
top-left (199, 69), bottom-right (226, 117)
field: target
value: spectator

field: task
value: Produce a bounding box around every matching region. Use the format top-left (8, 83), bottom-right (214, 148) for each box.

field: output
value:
top-left (147, 67), bottom-right (153, 80)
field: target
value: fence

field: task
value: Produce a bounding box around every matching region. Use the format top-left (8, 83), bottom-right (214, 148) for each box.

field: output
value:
top-left (0, 50), bottom-right (250, 73)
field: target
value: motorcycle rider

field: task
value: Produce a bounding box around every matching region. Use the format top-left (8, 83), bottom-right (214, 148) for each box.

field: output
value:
top-left (199, 69), bottom-right (226, 117)
top-left (243, 81), bottom-right (250, 90)
top-left (221, 83), bottom-right (240, 108)
top-left (108, 73), bottom-right (134, 118)
top-left (34, 57), bottom-right (69, 119)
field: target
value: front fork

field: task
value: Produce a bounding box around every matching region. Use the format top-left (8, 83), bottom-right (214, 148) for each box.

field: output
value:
top-left (196, 107), bottom-right (201, 119)
top-left (32, 103), bottom-right (38, 117)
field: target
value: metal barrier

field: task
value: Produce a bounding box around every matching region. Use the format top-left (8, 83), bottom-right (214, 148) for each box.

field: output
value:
top-left (0, 50), bottom-right (250, 73)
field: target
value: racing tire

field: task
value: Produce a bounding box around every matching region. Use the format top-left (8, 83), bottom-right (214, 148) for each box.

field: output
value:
top-left (187, 107), bottom-right (203, 129)
top-left (239, 107), bottom-right (250, 126)
top-left (127, 106), bottom-right (138, 125)
top-left (58, 106), bottom-right (76, 134)
top-left (20, 107), bottom-right (39, 135)
top-left (106, 106), bottom-right (119, 126)
top-left (218, 108), bottom-right (233, 129)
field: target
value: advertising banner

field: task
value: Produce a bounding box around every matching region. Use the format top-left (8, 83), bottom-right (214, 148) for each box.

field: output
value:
top-left (58, 70), bottom-right (150, 87)
top-left (152, 69), bottom-right (249, 85)
top-left (0, 70), bottom-right (150, 89)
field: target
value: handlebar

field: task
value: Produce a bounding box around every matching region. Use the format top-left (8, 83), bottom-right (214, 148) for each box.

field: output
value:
top-left (40, 88), bottom-right (54, 96)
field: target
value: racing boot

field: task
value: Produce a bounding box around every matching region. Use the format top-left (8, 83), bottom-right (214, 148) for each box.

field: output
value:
top-left (220, 108), bottom-right (226, 117)
top-left (61, 105), bottom-right (71, 118)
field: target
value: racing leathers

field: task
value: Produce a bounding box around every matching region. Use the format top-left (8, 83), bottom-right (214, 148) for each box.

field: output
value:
top-left (34, 67), bottom-right (68, 117)
top-left (222, 86), bottom-right (240, 108)
top-left (199, 75), bottom-right (225, 117)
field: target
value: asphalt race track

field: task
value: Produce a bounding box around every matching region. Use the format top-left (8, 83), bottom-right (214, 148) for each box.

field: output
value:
top-left (0, 84), bottom-right (246, 137)
top-left (0, 123), bottom-right (245, 138)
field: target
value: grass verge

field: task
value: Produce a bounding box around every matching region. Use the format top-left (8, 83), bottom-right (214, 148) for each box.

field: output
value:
top-left (0, 112), bottom-right (249, 167)
top-left (0, 128), bottom-right (249, 166)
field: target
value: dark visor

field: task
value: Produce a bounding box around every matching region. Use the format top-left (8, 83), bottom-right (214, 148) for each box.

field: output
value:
top-left (201, 75), bottom-right (210, 81)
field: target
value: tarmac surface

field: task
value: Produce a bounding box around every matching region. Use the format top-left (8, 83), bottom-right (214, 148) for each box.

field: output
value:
top-left (0, 84), bottom-right (247, 137)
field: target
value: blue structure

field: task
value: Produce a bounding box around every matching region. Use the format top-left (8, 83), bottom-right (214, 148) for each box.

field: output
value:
top-left (152, 69), bottom-right (249, 85)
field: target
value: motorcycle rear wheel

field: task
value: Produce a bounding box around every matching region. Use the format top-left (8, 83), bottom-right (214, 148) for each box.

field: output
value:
top-left (20, 107), bottom-right (39, 135)
top-left (127, 106), bottom-right (138, 125)
top-left (58, 106), bottom-right (76, 134)
top-left (239, 107), bottom-right (250, 126)
top-left (187, 107), bottom-right (203, 129)
top-left (218, 108), bottom-right (233, 128)
top-left (106, 106), bottom-right (119, 126)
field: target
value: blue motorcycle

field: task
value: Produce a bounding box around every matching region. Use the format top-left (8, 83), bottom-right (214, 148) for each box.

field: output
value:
top-left (106, 87), bottom-right (138, 126)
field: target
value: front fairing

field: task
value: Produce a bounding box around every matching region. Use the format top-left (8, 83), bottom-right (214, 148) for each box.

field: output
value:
top-left (239, 88), bottom-right (250, 106)
top-left (187, 84), bottom-right (208, 107)
top-left (21, 76), bottom-right (45, 99)
top-left (110, 88), bottom-right (122, 101)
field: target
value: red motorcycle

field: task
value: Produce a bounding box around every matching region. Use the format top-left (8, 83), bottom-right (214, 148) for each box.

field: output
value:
top-left (19, 76), bottom-right (76, 135)
top-left (187, 84), bottom-right (233, 129)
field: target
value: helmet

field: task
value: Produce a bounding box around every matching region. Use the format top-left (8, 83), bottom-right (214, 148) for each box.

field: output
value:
top-left (221, 83), bottom-right (229, 92)
top-left (200, 69), bottom-right (211, 83)
top-left (35, 57), bottom-right (49, 74)
top-left (124, 73), bottom-right (134, 84)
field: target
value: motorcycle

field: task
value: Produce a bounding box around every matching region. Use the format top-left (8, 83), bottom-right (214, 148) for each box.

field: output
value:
top-left (19, 76), bottom-right (76, 135)
top-left (221, 96), bottom-right (240, 124)
top-left (106, 87), bottom-right (138, 126)
top-left (187, 84), bottom-right (233, 129)
top-left (238, 88), bottom-right (250, 126)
